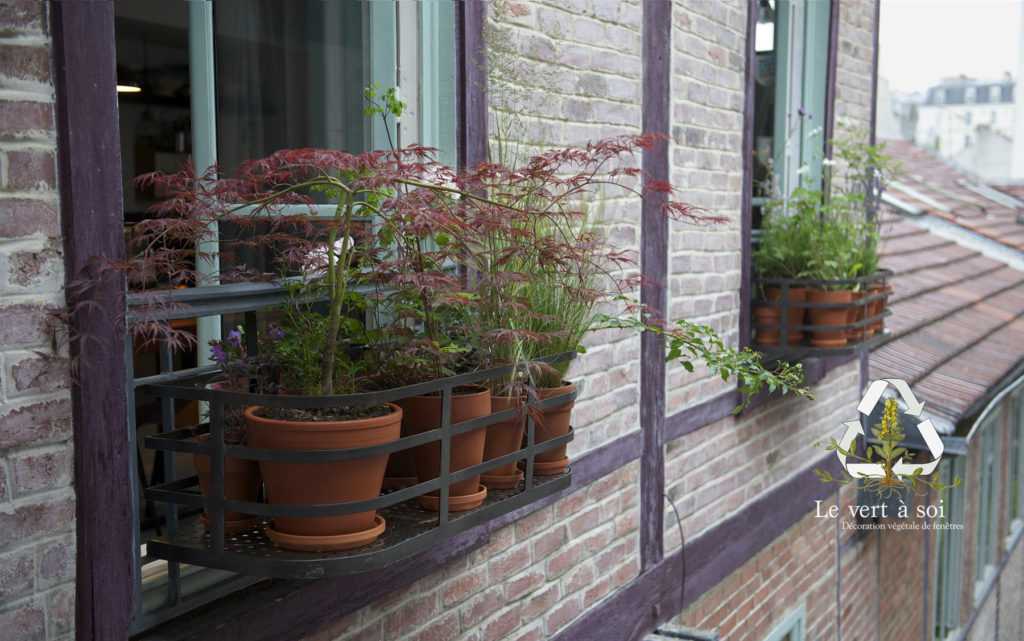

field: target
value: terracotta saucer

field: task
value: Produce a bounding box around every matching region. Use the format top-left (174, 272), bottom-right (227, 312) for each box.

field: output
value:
top-left (481, 470), bottom-right (523, 490)
top-left (533, 457), bottom-right (570, 476)
top-left (265, 515), bottom-right (386, 552)
top-left (418, 484), bottom-right (488, 512)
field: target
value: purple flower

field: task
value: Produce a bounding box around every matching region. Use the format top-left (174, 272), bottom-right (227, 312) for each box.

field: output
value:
top-left (268, 324), bottom-right (286, 341)
top-left (210, 343), bottom-right (227, 364)
top-left (227, 329), bottom-right (243, 349)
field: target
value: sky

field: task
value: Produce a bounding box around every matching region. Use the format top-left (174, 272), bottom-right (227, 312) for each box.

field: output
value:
top-left (879, 0), bottom-right (1022, 94)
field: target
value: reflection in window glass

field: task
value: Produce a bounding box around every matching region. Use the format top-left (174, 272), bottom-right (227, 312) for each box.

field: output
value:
top-left (213, 1), bottom-right (370, 175)
top-left (115, 1), bottom-right (191, 224)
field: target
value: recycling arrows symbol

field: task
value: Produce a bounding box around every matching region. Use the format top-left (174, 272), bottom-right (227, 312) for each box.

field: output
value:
top-left (836, 379), bottom-right (944, 479)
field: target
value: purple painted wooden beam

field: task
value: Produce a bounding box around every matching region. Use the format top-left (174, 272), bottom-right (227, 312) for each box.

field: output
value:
top-left (52, 3), bottom-right (133, 641)
top-left (639, 0), bottom-right (671, 572)
top-left (456, 0), bottom-right (487, 169)
top-left (869, 0), bottom-right (881, 145)
top-left (739, 0), bottom-right (758, 350)
top-left (824, 1), bottom-right (841, 159)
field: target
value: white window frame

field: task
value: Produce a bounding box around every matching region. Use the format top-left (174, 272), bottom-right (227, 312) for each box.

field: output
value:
top-left (973, 410), bottom-right (1001, 604)
top-left (933, 457), bottom-right (965, 641)
top-left (772, 0), bottom-right (830, 199)
top-left (762, 604), bottom-right (805, 641)
top-left (1006, 390), bottom-right (1024, 548)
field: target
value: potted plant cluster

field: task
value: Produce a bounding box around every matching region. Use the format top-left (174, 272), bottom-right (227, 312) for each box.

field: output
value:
top-left (114, 91), bottom-right (812, 553)
top-left (752, 133), bottom-right (897, 349)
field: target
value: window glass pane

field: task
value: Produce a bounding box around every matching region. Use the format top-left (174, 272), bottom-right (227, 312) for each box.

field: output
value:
top-left (752, 0), bottom-right (778, 228)
top-left (115, 1), bottom-right (191, 224)
top-left (213, 0), bottom-right (370, 174)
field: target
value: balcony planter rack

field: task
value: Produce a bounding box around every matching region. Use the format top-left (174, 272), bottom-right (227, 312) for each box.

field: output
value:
top-left (142, 351), bottom-right (574, 580)
top-left (752, 269), bottom-right (893, 359)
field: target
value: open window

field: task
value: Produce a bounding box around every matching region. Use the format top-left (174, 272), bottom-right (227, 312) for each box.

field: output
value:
top-left (751, 0), bottom-right (830, 229)
top-left (114, 1), bottom-right (457, 632)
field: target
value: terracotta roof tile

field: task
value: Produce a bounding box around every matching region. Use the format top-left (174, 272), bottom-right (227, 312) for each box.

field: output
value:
top-left (884, 140), bottom-right (1024, 252)
top-left (868, 142), bottom-right (1024, 428)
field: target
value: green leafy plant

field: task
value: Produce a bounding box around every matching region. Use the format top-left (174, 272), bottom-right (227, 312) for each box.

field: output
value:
top-left (597, 310), bottom-right (811, 412)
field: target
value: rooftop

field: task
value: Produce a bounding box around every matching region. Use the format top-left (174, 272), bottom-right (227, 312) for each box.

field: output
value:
top-left (870, 140), bottom-right (1024, 431)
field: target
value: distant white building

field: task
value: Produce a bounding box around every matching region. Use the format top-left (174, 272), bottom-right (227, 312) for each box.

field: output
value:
top-left (876, 76), bottom-right (919, 141)
top-left (914, 75), bottom-right (1015, 159)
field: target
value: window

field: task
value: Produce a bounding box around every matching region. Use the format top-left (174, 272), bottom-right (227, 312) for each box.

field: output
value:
top-left (115, 1), bottom-right (456, 632)
top-left (973, 410), bottom-right (1001, 599)
top-left (751, 0), bottom-right (831, 225)
top-left (1001, 84), bottom-right (1013, 102)
top-left (933, 456), bottom-right (966, 641)
top-left (762, 605), bottom-right (805, 641)
top-left (1007, 390), bottom-right (1024, 540)
top-left (965, 86), bottom-right (975, 103)
top-left (976, 86), bottom-right (991, 104)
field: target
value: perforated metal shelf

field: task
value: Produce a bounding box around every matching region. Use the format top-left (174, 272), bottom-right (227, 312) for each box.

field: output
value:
top-left (146, 471), bottom-right (570, 579)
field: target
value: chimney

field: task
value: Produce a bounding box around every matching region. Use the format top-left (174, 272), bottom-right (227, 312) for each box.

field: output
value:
top-left (1012, 5), bottom-right (1024, 180)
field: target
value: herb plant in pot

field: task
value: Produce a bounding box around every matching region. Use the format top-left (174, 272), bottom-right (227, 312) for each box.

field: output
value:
top-left (457, 143), bottom-right (663, 481)
top-left (753, 197), bottom-right (815, 346)
top-left (806, 216), bottom-right (860, 348)
top-left (846, 219), bottom-right (880, 342)
top-left (235, 162), bottom-right (407, 552)
top-left (194, 329), bottom-right (262, 535)
top-left (368, 181), bottom-right (495, 512)
top-left (140, 150), bottom-right (441, 551)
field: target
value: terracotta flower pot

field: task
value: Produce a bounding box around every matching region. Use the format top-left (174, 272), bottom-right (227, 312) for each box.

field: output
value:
top-left (806, 289), bottom-right (854, 348)
top-left (244, 403), bottom-right (402, 552)
top-left (753, 304), bottom-right (780, 346)
top-left (533, 382), bottom-right (576, 476)
top-left (396, 385), bottom-right (491, 512)
top-left (382, 438), bottom-right (418, 490)
top-left (766, 286), bottom-right (807, 345)
top-left (845, 290), bottom-right (867, 342)
top-left (192, 434), bottom-right (261, 535)
top-left (867, 283), bottom-right (890, 334)
top-left (482, 395), bottom-right (526, 490)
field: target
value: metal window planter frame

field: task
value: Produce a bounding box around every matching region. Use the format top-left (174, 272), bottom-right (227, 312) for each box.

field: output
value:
top-left (751, 269), bottom-right (893, 359)
top-left (138, 320), bottom-right (574, 579)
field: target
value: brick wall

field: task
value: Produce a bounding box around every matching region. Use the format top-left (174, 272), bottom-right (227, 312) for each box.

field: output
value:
top-left (672, 506), bottom-right (841, 641)
top-left (997, 538), bottom-right (1024, 641)
top-left (666, 0), bottom-right (745, 412)
top-left (485, 0), bottom-right (644, 459)
top-left (0, 3), bottom-right (76, 641)
top-left (877, 495), bottom-right (928, 641)
top-left (664, 362), bottom-right (861, 547)
top-left (835, 0), bottom-right (877, 132)
top-left (314, 461), bottom-right (641, 641)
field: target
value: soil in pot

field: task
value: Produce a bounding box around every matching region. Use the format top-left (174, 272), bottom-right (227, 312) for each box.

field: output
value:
top-left (753, 304), bottom-right (781, 346)
top-left (244, 403), bottom-right (402, 552)
top-left (807, 289), bottom-right (854, 348)
top-left (481, 395), bottom-right (526, 490)
top-left (846, 290), bottom-right (867, 342)
top-left (193, 434), bottom-right (261, 535)
top-left (766, 286), bottom-right (807, 345)
top-left (533, 382), bottom-right (576, 476)
top-left (396, 385), bottom-right (491, 512)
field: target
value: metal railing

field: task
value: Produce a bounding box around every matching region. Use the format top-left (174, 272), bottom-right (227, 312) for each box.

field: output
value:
top-left (142, 358), bottom-right (573, 578)
top-left (751, 270), bottom-right (893, 359)
top-left (125, 280), bottom-right (573, 629)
